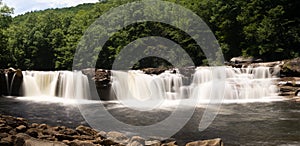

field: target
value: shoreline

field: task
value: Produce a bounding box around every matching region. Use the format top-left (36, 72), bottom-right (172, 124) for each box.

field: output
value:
top-left (0, 114), bottom-right (223, 146)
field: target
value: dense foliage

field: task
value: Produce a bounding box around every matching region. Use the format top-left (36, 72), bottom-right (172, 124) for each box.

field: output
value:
top-left (0, 0), bottom-right (299, 70)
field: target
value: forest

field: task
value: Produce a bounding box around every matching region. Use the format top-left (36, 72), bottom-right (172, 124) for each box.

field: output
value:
top-left (0, 0), bottom-right (299, 70)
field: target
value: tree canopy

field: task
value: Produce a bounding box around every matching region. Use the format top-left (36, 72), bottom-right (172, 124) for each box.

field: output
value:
top-left (0, 0), bottom-right (299, 70)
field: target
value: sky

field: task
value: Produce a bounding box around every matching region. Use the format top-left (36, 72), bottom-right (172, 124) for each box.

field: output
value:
top-left (2, 0), bottom-right (99, 16)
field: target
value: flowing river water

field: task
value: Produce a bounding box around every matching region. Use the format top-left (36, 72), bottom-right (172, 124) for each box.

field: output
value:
top-left (1, 66), bottom-right (300, 145)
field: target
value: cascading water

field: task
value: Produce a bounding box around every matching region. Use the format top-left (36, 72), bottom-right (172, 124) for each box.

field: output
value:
top-left (22, 71), bottom-right (91, 100)
top-left (19, 66), bottom-right (279, 103)
top-left (5, 73), bottom-right (9, 95)
top-left (4, 72), bottom-right (17, 96)
top-left (111, 66), bottom-right (279, 103)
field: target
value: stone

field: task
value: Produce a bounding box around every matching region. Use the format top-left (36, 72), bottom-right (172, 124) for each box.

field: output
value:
top-left (75, 125), bottom-right (98, 136)
top-left (0, 132), bottom-right (9, 138)
top-left (161, 141), bottom-right (178, 146)
top-left (185, 138), bottom-right (224, 146)
top-left (30, 123), bottom-right (39, 128)
top-left (55, 134), bottom-right (75, 141)
top-left (24, 138), bottom-right (67, 146)
top-left (107, 131), bottom-right (129, 144)
top-left (1, 135), bottom-right (15, 145)
top-left (60, 128), bottom-right (78, 135)
top-left (4, 116), bottom-right (27, 128)
top-left (0, 125), bottom-right (12, 133)
top-left (96, 131), bottom-right (107, 138)
top-left (145, 140), bottom-right (161, 146)
top-left (14, 133), bottom-right (30, 146)
top-left (0, 140), bottom-right (12, 146)
top-left (91, 137), bottom-right (102, 144)
top-left (38, 124), bottom-right (48, 130)
top-left (72, 135), bottom-right (94, 140)
top-left (127, 136), bottom-right (145, 146)
top-left (16, 125), bottom-right (27, 132)
top-left (100, 139), bottom-right (119, 145)
top-left (26, 129), bottom-right (39, 138)
top-left (281, 58), bottom-right (300, 77)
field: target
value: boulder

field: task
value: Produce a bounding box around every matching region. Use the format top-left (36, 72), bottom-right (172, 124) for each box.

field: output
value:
top-left (106, 131), bottom-right (129, 144)
top-left (75, 125), bottom-right (98, 136)
top-left (145, 140), bottom-right (161, 146)
top-left (16, 125), bottom-right (27, 132)
top-left (127, 136), bottom-right (145, 146)
top-left (26, 128), bottom-right (39, 138)
top-left (185, 138), bottom-right (224, 146)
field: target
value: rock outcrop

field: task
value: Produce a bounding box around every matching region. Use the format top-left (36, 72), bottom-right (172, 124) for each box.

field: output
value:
top-left (281, 58), bottom-right (300, 77)
top-left (0, 114), bottom-right (224, 146)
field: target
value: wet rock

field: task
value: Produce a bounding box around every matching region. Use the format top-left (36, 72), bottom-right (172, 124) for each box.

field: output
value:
top-left (107, 131), bottom-right (129, 144)
top-left (142, 68), bottom-right (168, 75)
top-left (5, 116), bottom-right (28, 128)
top-left (75, 125), bottom-right (98, 136)
top-left (185, 138), bottom-right (224, 146)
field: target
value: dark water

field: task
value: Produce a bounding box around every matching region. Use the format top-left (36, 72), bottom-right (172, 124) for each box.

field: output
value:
top-left (0, 96), bottom-right (300, 146)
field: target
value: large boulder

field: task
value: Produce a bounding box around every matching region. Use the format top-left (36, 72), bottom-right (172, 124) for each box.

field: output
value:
top-left (281, 58), bottom-right (300, 77)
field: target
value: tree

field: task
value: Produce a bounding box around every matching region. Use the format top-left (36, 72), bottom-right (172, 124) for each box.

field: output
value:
top-left (0, 0), bottom-right (13, 68)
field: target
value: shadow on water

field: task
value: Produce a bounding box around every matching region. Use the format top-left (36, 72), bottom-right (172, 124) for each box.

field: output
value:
top-left (1, 96), bottom-right (300, 145)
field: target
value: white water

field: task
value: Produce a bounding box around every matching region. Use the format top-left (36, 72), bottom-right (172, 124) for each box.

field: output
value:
top-left (3, 72), bottom-right (17, 96)
top-left (19, 67), bottom-right (280, 105)
top-left (111, 66), bottom-right (280, 104)
top-left (22, 71), bottom-right (91, 99)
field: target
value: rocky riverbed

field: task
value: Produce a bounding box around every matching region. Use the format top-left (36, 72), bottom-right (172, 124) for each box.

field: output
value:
top-left (0, 114), bottom-right (223, 146)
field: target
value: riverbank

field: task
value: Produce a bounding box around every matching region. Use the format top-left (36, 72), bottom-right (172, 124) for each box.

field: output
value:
top-left (0, 114), bottom-right (223, 146)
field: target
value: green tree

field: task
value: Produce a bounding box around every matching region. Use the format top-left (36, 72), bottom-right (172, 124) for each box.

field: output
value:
top-left (0, 0), bottom-right (13, 68)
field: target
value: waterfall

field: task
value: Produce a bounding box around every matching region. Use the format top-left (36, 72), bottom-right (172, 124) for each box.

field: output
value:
top-left (111, 66), bottom-right (279, 103)
top-left (4, 72), bottom-right (17, 96)
top-left (22, 71), bottom-right (91, 99)
top-left (19, 66), bottom-right (279, 103)
top-left (5, 73), bottom-right (9, 95)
